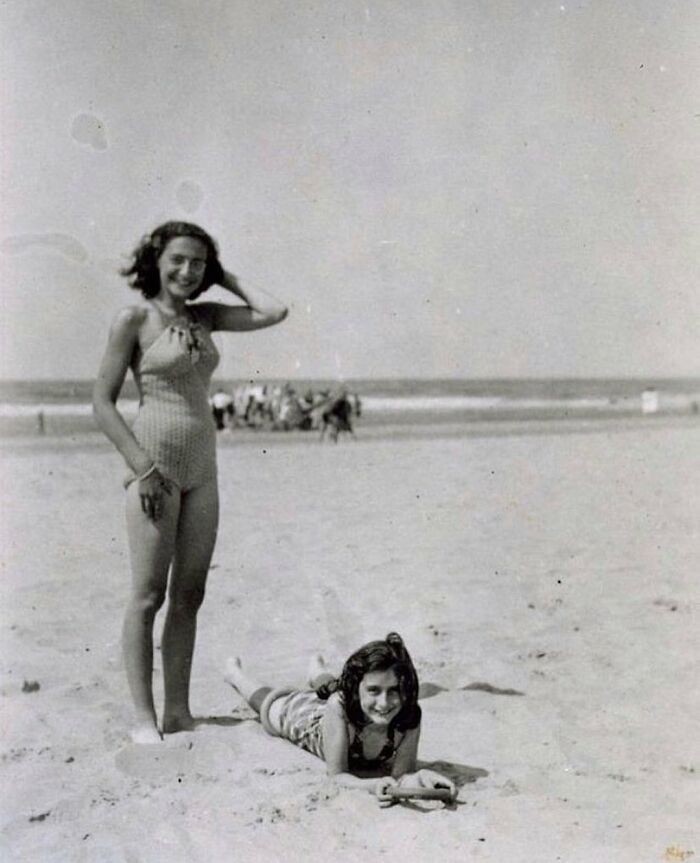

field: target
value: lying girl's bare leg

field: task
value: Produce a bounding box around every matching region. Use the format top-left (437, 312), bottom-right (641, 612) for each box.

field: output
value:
top-left (161, 479), bottom-right (219, 734)
top-left (124, 482), bottom-right (181, 744)
top-left (307, 653), bottom-right (335, 690)
top-left (224, 657), bottom-right (273, 713)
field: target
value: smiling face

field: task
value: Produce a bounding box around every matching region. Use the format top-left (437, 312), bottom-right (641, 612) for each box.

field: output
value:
top-left (156, 236), bottom-right (209, 301)
top-left (358, 668), bottom-right (403, 727)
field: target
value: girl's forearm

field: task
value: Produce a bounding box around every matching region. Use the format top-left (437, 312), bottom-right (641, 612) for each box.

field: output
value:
top-left (93, 399), bottom-right (152, 475)
top-left (221, 270), bottom-right (287, 317)
top-left (327, 772), bottom-right (379, 793)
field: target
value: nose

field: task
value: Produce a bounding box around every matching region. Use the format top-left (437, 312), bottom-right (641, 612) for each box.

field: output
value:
top-left (376, 692), bottom-right (389, 708)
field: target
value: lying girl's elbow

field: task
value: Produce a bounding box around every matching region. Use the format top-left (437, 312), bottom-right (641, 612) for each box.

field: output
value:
top-left (324, 758), bottom-right (348, 778)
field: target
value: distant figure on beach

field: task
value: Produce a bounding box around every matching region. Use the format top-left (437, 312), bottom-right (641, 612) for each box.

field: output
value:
top-left (225, 632), bottom-right (456, 805)
top-left (320, 389), bottom-right (355, 443)
top-left (211, 388), bottom-right (234, 430)
top-left (243, 383), bottom-right (269, 428)
top-left (93, 221), bottom-right (288, 743)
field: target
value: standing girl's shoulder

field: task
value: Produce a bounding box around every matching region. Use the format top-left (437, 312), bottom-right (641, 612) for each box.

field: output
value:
top-left (109, 304), bottom-right (149, 337)
top-left (102, 305), bottom-right (163, 368)
top-left (96, 306), bottom-right (148, 385)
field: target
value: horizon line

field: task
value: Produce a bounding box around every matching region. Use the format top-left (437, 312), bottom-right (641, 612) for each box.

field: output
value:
top-left (2, 374), bottom-right (700, 384)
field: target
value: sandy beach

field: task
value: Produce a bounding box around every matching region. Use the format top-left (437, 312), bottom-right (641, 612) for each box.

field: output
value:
top-left (1, 419), bottom-right (698, 862)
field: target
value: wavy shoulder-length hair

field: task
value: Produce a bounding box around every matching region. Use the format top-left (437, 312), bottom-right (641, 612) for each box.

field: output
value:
top-left (317, 632), bottom-right (421, 732)
top-left (120, 221), bottom-right (224, 300)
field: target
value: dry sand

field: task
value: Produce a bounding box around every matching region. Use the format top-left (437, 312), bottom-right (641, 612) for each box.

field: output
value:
top-left (1, 420), bottom-right (698, 862)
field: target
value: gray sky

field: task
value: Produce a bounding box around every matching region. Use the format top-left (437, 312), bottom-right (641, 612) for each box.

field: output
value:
top-left (1, 0), bottom-right (698, 380)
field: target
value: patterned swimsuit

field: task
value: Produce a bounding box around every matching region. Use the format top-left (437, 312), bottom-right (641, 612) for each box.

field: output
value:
top-left (260, 688), bottom-right (401, 771)
top-left (126, 307), bottom-right (219, 491)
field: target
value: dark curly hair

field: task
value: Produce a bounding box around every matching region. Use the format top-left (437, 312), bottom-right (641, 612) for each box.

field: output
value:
top-left (120, 221), bottom-right (224, 300)
top-left (317, 632), bottom-right (421, 732)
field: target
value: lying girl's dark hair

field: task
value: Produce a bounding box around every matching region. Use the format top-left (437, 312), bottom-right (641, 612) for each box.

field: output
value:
top-left (317, 632), bottom-right (421, 731)
top-left (120, 221), bottom-right (224, 299)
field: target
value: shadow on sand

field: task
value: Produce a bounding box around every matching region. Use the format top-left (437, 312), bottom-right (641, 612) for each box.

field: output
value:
top-left (418, 759), bottom-right (488, 788)
top-left (420, 680), bottom-right (525, 699)
top-left (193, 715), bottom-right (247, 728)
top-left (418, 682), bottom-right (448, 699)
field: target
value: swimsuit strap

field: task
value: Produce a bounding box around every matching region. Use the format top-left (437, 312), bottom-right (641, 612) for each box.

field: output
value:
top-left (348, 725), bottom-right (399, 768)
top-left (149, 300), bottom-right (196, 328)
top-left (147, 302), bottom-right (206, 363)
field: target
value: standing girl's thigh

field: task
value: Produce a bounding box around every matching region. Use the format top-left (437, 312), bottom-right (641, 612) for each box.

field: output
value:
top-left (160, 479), bottom-right (219, 730)
top-left (123, 482), bottom-right (181, 740)
top-left (171, 478), bottom-right (219, 588)
top-left (125, 482), bottom-right (181, 596)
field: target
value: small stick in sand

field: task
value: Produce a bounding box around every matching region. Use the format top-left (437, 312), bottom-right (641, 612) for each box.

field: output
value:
top-left (386, 786), bottom-right (455, 802)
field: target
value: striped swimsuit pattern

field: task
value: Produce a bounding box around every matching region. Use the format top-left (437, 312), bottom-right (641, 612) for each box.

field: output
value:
top-left (126, 309), bottom-right (220, 491)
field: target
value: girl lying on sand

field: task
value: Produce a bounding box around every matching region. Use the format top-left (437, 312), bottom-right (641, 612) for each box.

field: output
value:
top-left (225, 632), bottom-right (456, 806)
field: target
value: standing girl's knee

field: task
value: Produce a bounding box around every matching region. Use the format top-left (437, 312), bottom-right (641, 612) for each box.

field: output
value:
top-left (130, 587), bottom-right (167, 617)
top-left (168, 583), bottom-right (206, 613)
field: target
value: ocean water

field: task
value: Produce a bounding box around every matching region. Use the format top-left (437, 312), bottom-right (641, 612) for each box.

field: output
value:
top-left (1, 377), bottom-right (699, 435)
top-left (2, 376), bottom-right (700, 405)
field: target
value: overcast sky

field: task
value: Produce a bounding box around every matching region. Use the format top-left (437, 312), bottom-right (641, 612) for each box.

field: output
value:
top-left (1, 0), bottom-right (698, 380)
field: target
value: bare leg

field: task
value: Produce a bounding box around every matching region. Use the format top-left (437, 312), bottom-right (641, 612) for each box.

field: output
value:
top-left (124, 482), bottom-right (181, 743)
top-left (224, 657), bottom-right (272, 713)
top-left (161, 479), bottom-right (219, 734)
top-left (307, 654), bottom-right (335, 690)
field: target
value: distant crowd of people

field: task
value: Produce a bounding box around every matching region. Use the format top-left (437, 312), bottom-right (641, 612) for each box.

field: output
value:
top-left (210, 382), bottom-right (362, 441)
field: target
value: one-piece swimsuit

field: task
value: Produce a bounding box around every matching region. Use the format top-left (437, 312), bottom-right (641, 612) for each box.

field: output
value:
top-left (126, 306), bottom-right (219, 491)
top-left (259, 688), bottom-right (401, 769)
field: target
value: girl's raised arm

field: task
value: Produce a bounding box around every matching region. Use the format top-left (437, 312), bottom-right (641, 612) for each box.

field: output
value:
top-left (198, 270), bottom-right (288, 332)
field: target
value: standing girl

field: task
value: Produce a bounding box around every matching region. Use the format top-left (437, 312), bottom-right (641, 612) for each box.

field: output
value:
top-left (93, 221), bottom-right (287, 743)
top-left (225, 632), bottom-right (456, 805)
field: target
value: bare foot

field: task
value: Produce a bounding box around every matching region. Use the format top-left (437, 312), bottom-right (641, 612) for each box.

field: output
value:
top-left (130, 722), bottom-right (162, 745)
top-left (161, 711), bottom-right (196, 734)
top-left (224, 656), bottom-right (244, 690)
top-left (224, 656), bottom-right (264, 702)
